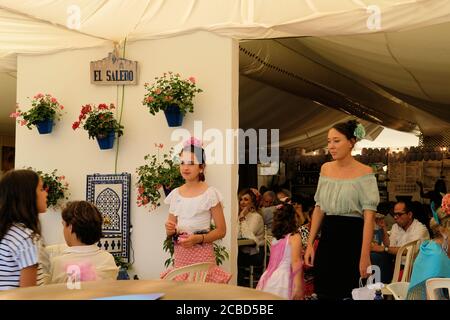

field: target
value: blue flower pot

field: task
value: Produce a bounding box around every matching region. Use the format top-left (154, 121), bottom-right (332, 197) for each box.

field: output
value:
top-left (35, 119), bottom-right (53, 134)
top-left (163, 105), bottom-right (184, 127)
top-left (96, 131), bottom-right (115, 150)
top-left (117, 268), bottom-right (130, 280)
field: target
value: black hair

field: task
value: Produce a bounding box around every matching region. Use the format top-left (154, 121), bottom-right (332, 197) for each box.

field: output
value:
top-left (0, 169), bottom-right (41, 241)
top-left (434, 179), bottom-right (447, 194)
top-left (272, 203), bottom-right (299, 240)
top-left (259, 185), bottom-right (269, 195)
top-left (180, 144), bottom-right (206, 181)
top-left (411, 201), bottom-right (432, 237)
top-left (376, 202), bottom-right (392, 216)
top-left (332, 120), bottom-right (359, 141)
top-left (62, 201), bottom-right (103, 245)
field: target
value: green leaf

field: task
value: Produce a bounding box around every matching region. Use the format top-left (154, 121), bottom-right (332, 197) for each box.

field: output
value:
top-left (142, 72), bottom-right (202, 116)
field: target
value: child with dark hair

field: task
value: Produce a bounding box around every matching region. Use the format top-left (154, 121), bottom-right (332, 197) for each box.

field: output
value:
top-left (0, 169), bottom-right (48, 290)
top-left (49, 201), bottom-right (118, 283)
top-left (256, 203), bottom-right (304, 299)
top-left (162, 138), bottom-right (231, 283)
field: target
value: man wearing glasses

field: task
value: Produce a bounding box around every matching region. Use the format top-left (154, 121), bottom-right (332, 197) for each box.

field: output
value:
top-left (371, 201), bottom-right (429, 282)
top-left (379, 201), bottom-right (429, 254)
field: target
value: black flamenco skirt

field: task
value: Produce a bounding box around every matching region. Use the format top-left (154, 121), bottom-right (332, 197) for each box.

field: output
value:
top-left (314, 215), bottom-right (364, 300)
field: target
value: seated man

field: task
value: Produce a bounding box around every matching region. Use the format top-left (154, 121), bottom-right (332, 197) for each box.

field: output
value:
top-left (371, 201), bottom-right (429, 283)
top-left (49, 201), bottom-right (118, 284)
top-left (260, 191), bottom-right (276, 208)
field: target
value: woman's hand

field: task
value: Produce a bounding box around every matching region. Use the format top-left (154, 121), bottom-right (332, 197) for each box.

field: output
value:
top-left (239, 206), bottom-right (250, 221)
top-left (304, 243), bottom-right (315, 267)
top-left (165, 220), bottom-right (177, 236)
top-left (178, 234), bottom-right (202, 248)
top-left (359, 255), bottom-right (371, 278)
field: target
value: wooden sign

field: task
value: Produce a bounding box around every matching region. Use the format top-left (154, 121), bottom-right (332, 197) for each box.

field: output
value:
top-left (90, 52), bottom-right (138, 85)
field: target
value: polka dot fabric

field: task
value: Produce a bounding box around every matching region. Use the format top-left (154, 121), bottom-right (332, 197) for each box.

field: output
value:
top-left (161, 242), bottom-right (231, 283)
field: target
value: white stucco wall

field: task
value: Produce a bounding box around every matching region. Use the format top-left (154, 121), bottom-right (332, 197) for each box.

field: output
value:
top-left (15, 31), bottom-right (239, 281)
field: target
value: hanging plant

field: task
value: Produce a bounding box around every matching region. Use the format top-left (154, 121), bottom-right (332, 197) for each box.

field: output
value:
top-left (28, 168), bottom-right (70, 208)
top-left (72, 103), bottom-right (124, 150)
top-left (10, 93), bottom-right (65, 134)
top-left (142, 72), bottom-right (202, 127)
top-left (136, 143), bottom-right (184, 210)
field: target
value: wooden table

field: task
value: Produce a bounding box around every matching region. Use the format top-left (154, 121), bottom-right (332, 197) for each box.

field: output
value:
top-left (238, 239), bottom-right (256, 246)
top-left (0, 280), bottom-right (283, 300)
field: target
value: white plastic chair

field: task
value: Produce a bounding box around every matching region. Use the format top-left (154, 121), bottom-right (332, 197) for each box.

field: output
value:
top-left (391, 239), bottom-right (420, 283)
top-left (386, 282), bottom-right (410, 300)
top-left (249, 226), bottom-right (272, 288)
top-left (426, 278), bottom-right (450, 300)
top-left (263, 225), bottom-right (272, 272)
top-left (162, 262), bottom-right (213, 282)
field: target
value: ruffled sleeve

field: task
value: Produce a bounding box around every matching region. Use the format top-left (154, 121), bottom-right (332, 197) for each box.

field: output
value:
top-left (206, 187), bottom-right (224, 209)
top-left (164, 188), bottom-right (183, 216)
top-left (14, 237), bottom-right (38, 269)
top-left (314, 176), bottom-right (323, 207)
top-left (358, 175), bottom-right (380, 212)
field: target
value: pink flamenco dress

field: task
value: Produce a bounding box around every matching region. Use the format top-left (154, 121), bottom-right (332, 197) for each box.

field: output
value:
top-left (160, 186), bottom-right (231, 284)
top-left (256, 234), bottom-right (303, 299)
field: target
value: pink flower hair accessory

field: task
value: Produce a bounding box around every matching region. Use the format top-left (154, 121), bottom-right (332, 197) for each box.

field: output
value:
top-left (183, 137), bottom-right (202, 148)
top-left (441, 193), bottom-right (450, 216)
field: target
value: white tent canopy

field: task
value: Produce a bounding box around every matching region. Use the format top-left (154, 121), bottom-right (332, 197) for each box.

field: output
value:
top-left (1, 0), bottom-right (450, 148)
top-left (3, 0), bottom-right (450, 72)
top-left (239, 75), bottom-right (384, 150)
top-left (238, 29), bottom-right (450, 146)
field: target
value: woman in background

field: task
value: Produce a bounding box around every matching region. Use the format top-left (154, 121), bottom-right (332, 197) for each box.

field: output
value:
top-left (304, 120), bottom-right (379, 300)
top-left (407, 194), bottom-right (450, 300)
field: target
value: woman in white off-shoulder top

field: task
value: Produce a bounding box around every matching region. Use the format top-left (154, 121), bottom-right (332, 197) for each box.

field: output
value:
top-left (304, 120), bottom-right (379, 300)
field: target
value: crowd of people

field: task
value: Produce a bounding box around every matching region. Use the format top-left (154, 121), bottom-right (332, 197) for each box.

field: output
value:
top-left (0, 124), bottom-right (448, 300)
top-left (241, 120), bottom-right (449, 300)
top-left (0, 169), bottom-right (118, 290)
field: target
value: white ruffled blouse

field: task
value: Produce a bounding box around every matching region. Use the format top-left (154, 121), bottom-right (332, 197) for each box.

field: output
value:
top-left (164, 186), bottom-right (223, 233)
